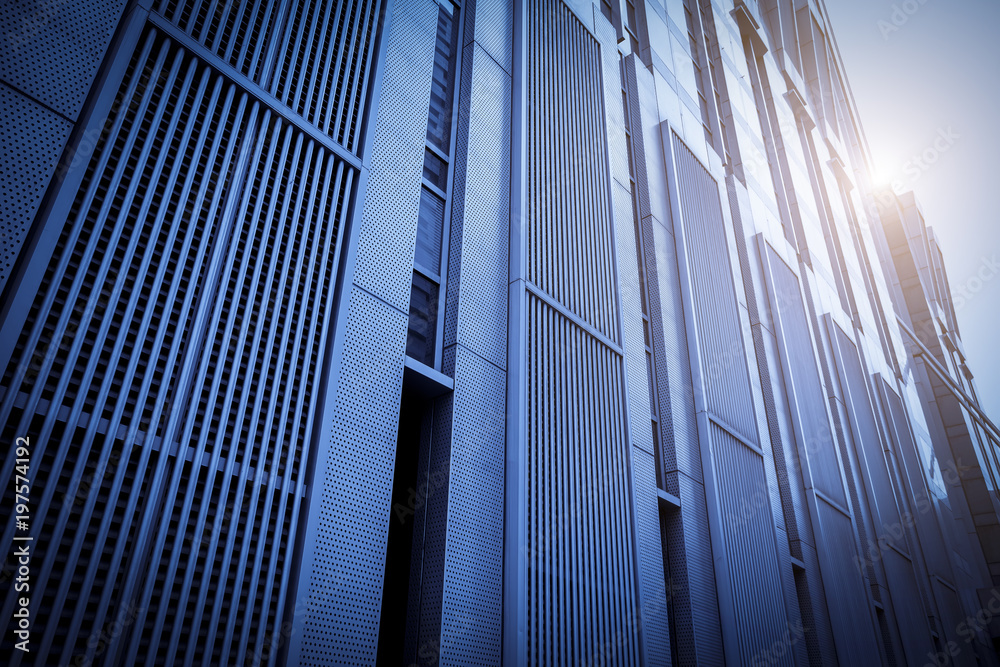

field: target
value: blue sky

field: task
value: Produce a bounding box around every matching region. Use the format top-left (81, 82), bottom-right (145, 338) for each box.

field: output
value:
top-left (825, 0), bottom-right (1000, 424)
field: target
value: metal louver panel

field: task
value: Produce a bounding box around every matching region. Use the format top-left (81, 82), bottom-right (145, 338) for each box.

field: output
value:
top-left (765, 245), bottom-right (847, 506)
top-left (671, 134), bottom-right (756, 441)
top-left (525, 293), bottom-right (640, 665)
top-left (670, 133), bottom-right (793, 664)
top-left (152, 0), bottom-right (284, 83)
top-left (0, 26), bottom-right (352, 666)
top-left (526, 0), bottom-right (619, 344)
top-left (271, 0), bottom-right (383, 153)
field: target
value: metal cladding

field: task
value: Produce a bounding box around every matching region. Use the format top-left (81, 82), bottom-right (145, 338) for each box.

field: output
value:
top-left (1, 0), bottom-right (998, 666)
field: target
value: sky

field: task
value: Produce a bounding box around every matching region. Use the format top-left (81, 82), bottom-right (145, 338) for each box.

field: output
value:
top-left (824, 0), bottom-right (1000, 425)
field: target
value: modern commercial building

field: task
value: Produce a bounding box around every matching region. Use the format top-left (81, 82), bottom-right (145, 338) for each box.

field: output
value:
top-left (1, 0), bottom-right (999, 664)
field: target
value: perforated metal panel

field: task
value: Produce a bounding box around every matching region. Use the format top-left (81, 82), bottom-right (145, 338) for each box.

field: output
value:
top-left (0, 0), bottom-right (128, 119)
top-left (437, 346), bottom-right (505, 666)
top-left (444, 43), bottom-right (510, 371)
top-left (352, 0), bottom-right (437, 312)
top-left (271, 0), bottom-right (383, 152)
top-left (295, 286), bottom-right (406, 666)
top-left (463, 0), bottom-right (514, 75)
top-left (0, 85), bottom-right (72, 295)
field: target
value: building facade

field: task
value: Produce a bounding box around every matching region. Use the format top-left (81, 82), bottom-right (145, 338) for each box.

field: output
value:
top-left (1, 0), bottom-right (999, 665)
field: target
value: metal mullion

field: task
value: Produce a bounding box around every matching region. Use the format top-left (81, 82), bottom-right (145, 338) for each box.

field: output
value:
top-left (0, 51), bottom-right (195, 631)
top-left (196, 0), bottom-right (223, 46)
top-left (301, 0), bottom-right (336, 130)
top-left (184, 133), bottom-right (304, 666)
top-left (268, 0), bottom-right (301, 99)
top-left (590, 45), bottom-right (615, 340)
top-left (232, 137), bottom-right (314, 666)
top-left (318, 0), bottom-right (349, 135)
top-left (573, 30), bottom-right (596, 338)
top-left (555, 310), bottom-right (568, 662)
top-left (328, 0), bottom-right (361, 139)
top-left (548, 18), bottom-right (566, 312)
top-left (560, 311), bottom-right (581, 661)
top-left (132, 70), bottom-right (243, 662)
top-left (422, 176), bottom-right (447, 200)
top-left (412, 260), bottom-right (442, 284)
top-left (57, 79), bottom-right (239, 666)
top-left (237, 0), bottom-right (268, 79)
top-left (209, 125), bottom-right (299, 666)
top-left (531, 287), bottom-right (541, 655)
top-left (597, 345), bottom-right (620, 658)
top-left (432, 1), bottom-right (464, 369)
top-left (288, 0), bottom-right (321, 116)
top-left (612, 354), bottom-right (637, 659)
top-left (117, 105), bottom-right (261, 663)
top-left (210, 0), bottom-right (235, 58)
top-left (584, 330), bottom-right (607, 650)
top-left (93, 93), bottom-right (255, 667)
top-left (347, 0), bottom-right (380, 152)
top-left (586, 38), bottom-right (609, 339)
top-left (0, 33), bottom-right (166, 434)
top-left (561, 23), bottom-right (580, 319)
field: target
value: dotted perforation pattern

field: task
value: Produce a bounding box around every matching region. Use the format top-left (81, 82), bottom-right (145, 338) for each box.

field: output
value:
top-left (352, 0), bottom-right (438, 312)
top-left (463, 0), bottom-right (514, 75)
top-left (438, 345), bottom-right (505, 666)
top-left (446, 43), bottom-right (511, 370)
top-left (298, 286), bottom-right (406, 666)
top-left (0, 83), bottom-right (73, 295)
top-left (0, 0), bottom-right (128, 119)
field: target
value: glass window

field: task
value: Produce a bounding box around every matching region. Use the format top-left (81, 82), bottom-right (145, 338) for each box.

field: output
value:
top-left (406, 272), bottom-right (439, 366)
top-left (415, 187), bottom-right (444, 273)
top-left (426, 5), bottom-right (459, 152)
top-left (423, 149), bottom-right (448, 191)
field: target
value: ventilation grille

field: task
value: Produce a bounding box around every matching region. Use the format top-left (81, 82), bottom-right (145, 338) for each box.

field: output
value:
top-left (525, 293), bottom-right (640, 664)
top-left (0, 27), bottom-right (351, 666)
top-left (710, 423), bottom-right (793, 666)
top-left (271, 0), bottom-right (382, 152)
top-left (767, 246), bottom-right (846, 505)
top-left (153, 0), bottom-right (283, 83)
top-left (526, 0), bottom-right (619, 343)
